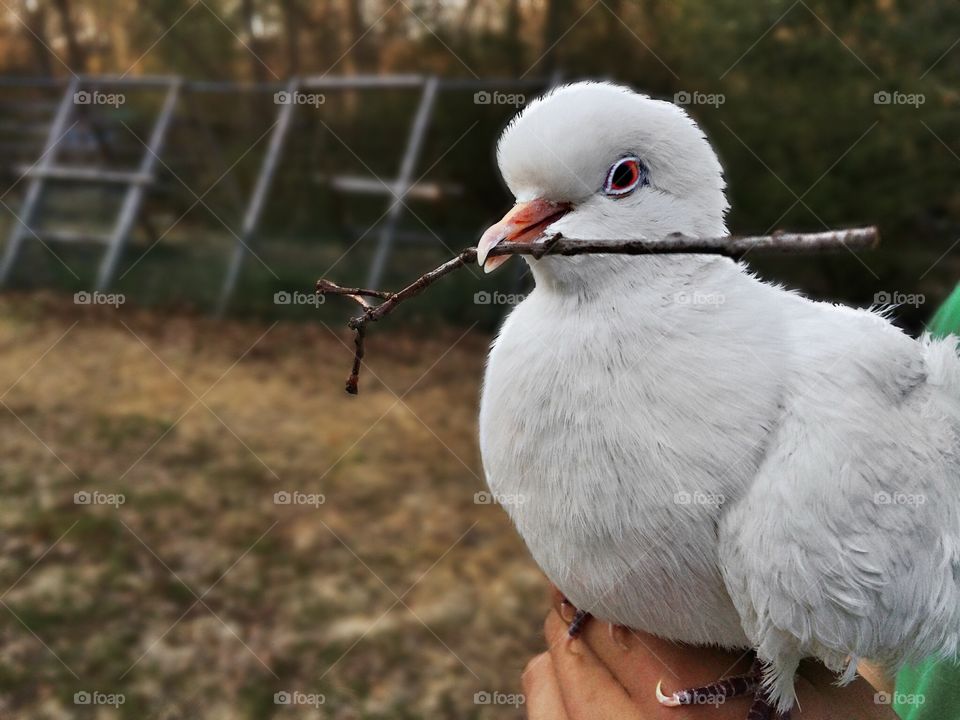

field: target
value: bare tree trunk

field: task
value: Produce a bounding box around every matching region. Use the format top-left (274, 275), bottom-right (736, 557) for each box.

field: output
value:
top-left (143, 1), bottom-right (220, 76)
top-left (541, 0), bottom-right (572, 74)
top-left (280, 0), bottom-right (301, 75)
top-left (341, 0), bottom-right (368, 75)
top-left (240, 0), bottom-right (269, 84)
top-left (22, 0), bottom-right (54, 75)
top-left (305, 0), bottom-right (332, 70)
top-left (457, 0), bottom-right (480, 43)
top-left (602, 0), bottom-right (630, 71)
top-left (604, 0), bottom-right (623, 38)
top-left (506, 0), bottom-right (523, 76)
top-left (341, 0), bottom-right (371, 112)
top-left (51, 0), bottom-right (86, 72)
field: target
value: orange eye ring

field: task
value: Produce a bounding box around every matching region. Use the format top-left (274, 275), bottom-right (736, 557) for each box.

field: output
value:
top-left (604, 156), bottom-right (647, 197)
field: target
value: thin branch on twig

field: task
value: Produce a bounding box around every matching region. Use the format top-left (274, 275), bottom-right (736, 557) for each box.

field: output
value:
top-left (316, 226), bottom-right (879, 394)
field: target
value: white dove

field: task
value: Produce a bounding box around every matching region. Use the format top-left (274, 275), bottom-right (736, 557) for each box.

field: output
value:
top-left (476, 81), bottom-right (960, 719)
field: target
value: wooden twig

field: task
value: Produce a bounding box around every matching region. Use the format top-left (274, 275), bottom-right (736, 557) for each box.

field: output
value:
top-left (317, 226), bottom-right (879, 394)
top-left (494, 226), bottom-right (879, 258)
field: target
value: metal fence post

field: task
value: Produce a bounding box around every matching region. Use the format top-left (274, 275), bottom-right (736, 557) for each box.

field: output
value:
top-left (216, 77), bottom-right (299, 315)
top-left (365, 75), bottom-right (439, 288)
top-left (95, 78), bottom-right (181, 291)
top-left (0, 76), bottom-right (79, 286)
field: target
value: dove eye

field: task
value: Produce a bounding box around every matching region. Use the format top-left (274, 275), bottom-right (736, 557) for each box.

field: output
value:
top-left (604, 156), bottom-right (648, 197)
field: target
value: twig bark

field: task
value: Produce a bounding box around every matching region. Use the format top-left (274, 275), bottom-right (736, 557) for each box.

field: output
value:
top-left (316, 227), bottom-right (879, 394)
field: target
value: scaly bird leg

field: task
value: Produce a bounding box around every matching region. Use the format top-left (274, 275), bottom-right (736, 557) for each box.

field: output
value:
top-left (559, 596), bottom-right (593, 638)
top-left (746, 691), bottom-right (791, 720)
top-left (656, 658), bottom-right (791, 718)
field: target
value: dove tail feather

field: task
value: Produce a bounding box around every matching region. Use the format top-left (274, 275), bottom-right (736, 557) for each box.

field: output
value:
top-left (837, 655), bottom-right (860, 686)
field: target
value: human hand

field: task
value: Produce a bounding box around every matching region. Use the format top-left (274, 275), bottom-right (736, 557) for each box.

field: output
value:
top-left (522, 593), bottom-right (897, 719)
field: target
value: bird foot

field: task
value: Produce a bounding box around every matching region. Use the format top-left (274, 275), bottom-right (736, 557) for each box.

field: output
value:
top-left (655, 658), bottom-right (791, 719)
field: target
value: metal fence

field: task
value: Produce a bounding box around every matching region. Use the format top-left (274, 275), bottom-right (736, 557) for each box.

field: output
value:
top-left (0, 73), bottom-right (557, 313)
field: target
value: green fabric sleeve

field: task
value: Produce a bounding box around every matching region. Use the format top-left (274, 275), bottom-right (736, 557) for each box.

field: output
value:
top-left (894, 662), bottom-right (960, 718)
top-left (893, 286), bottom-right (960, 718)
top-left (930, 284), bottom-right (960, 338)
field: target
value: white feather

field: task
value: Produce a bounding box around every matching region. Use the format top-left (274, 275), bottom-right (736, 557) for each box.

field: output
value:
top-left (479, 81), bottom-right (960, 713)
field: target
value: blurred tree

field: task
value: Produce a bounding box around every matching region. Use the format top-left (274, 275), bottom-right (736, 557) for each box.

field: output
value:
top-left (279, 0), bottom-right (301, 75)
top-left (21, 0), bottom-right (54, 75)
top-left (505, 0), bottom-right (523, 76)
top-left (2, 0), bottom-right (958, 326)
top-left (541, 0), bottom-right (572, 73)
top-left (240, 0), bottom-right (269, 84)
top-left (51, 0), bottom-right (86, 70)
top-left (137, 0), bottom-right (224, 77)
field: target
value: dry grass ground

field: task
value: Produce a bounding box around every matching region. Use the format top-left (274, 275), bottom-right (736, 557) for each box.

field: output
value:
top-left (0, 294), bottom-right (547, 719)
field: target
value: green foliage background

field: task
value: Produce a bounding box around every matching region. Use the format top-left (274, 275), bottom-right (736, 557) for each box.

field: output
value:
top-left (0, 0), bottom-right (957, 331)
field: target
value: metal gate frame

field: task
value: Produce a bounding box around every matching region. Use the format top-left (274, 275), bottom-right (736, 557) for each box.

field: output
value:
top-left (214, 74), bottom-right (432, 314)
top-left (0, 73), bottom-right (559, 310)
top-left (0, 75), bottom-right (181, 290)
top-left (214, 74), bottom-right (558, 313)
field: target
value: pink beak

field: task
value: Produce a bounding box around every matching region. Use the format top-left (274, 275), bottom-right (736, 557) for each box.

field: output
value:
top-left (477, 198), bottom-right (571, 273)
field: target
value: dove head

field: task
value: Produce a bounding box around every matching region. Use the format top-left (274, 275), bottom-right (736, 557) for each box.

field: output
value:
top-left (478, 81), bottom-right (728, 287)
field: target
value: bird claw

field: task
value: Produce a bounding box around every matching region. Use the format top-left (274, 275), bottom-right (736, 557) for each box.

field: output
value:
top-left (655, 680), bottom-right (683, 707)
